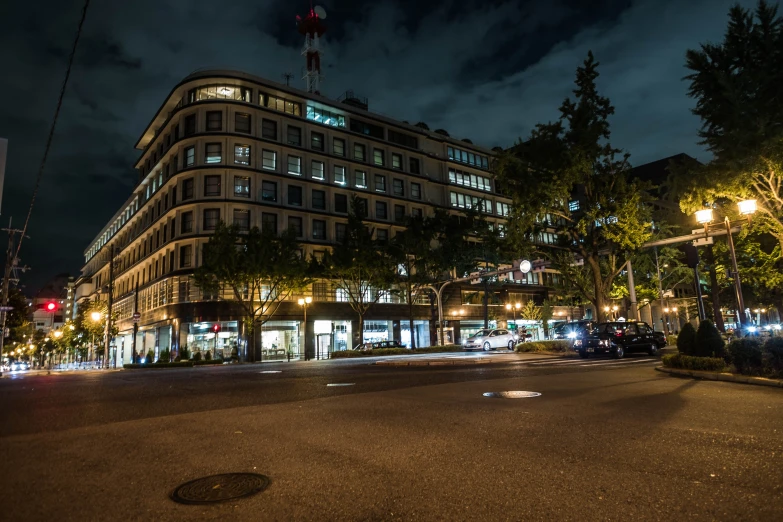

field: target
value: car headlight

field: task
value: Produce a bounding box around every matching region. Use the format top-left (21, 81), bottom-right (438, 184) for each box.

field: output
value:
top-left (573, 340), bottom-right (582, 347)
top-left (567, 332), bottom-right (577, 339)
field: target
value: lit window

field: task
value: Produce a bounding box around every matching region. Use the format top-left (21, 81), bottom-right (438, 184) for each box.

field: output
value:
top-left (569, 200), bottom-right (580, 212)
top-left (373, 149), bottom-right (385, 166)
top-left (306, 105), bottom-right (345, 127)
top-left (234, 144), bottom-right (250, 165)
top-left (334, 165), bottom-right (346, 185)
top-left (262, 150), bottom-right (276, 170)
top-left (234, 176), bottom-right (250, 198)
top-left (288, 155), bottom-right (301, 175)
top-left (354, 143), bottom-right (366, 161)
top-left (392, 153), bottom-right (402, 170)
top-left (205, 143), bottom-right (222, 164)
top-left (355, 170), bottom-right (367, 188)
top-left (311, 160), bottom-right (324, 180)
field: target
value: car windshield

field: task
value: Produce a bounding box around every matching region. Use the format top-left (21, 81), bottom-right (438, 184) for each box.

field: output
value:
top-left (471, 329), bottom-right (492, 337)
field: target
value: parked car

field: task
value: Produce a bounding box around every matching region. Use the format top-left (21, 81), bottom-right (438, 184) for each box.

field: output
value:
top-left (573, 322), bottom-right (666, 359)
top-left (552, 320), bottom-right (595, 340)
top-left (463, 329), bottom-right (516, 351)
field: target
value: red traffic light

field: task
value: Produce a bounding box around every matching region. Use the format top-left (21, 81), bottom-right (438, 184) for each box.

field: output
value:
top-left (212, 324), bottom-right (221, 333)
top-left (45, 302), bottom-right (57, 312)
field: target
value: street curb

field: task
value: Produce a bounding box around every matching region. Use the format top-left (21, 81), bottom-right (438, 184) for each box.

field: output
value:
top-left (655, 366), bottom-right (783, 388)
top-left (375, 358), bottom-right (494, 367)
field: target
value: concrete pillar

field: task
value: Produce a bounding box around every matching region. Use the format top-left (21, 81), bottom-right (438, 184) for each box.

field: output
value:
top-left (351, 319), bottom-right (361, 347)
top-left (392, 320), bottom-right (401, 343)
top-left (452, 320), bottom-right (461, 345)
top-left (305, 319), bottom-right (316, 360)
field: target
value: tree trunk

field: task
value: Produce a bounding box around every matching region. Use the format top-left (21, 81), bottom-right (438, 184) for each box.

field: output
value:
top-left (247, 320), bottom-right (256, 363)
top-left (358, 313), bottom-right (365, 346)
top-left (587, 256), bottom-right (607, 322)
top-left (705, 245), bottom-right (725, 332)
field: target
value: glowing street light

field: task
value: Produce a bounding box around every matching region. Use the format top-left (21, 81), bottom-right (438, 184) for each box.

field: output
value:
top-left (298, 296), bottom-right (313, 359)
top-left (694, 200), bottom-right (758, 330)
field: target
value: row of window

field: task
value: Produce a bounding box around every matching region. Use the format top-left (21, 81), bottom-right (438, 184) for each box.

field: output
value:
top-left (177, 208), bottom-right (400, 246)
top-left (169, 111), bottom-right (424, 176)
top-left (448, 168), bottom-right (492, 192)
top-left (178, 144), bottom-right (424, 198)
top-left (447, 146), bottom-right (489, 170)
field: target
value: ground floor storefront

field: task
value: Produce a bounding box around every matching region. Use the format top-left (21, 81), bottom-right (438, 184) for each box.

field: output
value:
top-left (110, 314), bottom-right (434, 365)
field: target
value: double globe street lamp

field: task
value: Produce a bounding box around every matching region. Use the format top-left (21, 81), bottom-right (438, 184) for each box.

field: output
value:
top-left (695, 199), bottom-right (757, 331)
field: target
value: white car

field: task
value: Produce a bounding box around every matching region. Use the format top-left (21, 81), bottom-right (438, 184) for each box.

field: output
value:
top-left (463, 329), bottom-right (516, 351)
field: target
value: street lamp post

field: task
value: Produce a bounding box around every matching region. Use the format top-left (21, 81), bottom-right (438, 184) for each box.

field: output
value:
top-left (90, 311), bottom-right (103, 365)
top-left (695, 199), bottom-right (756, 331)
top-left (298, 296), bottom-right (312, 359)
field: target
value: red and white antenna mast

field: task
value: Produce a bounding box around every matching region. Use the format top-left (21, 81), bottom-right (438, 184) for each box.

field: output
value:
top-left (296, 5), bottom-right (327, 94)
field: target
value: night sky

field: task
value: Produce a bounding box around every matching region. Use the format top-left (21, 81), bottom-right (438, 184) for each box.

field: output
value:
top-left (0, 0), bottom-right (759, 292)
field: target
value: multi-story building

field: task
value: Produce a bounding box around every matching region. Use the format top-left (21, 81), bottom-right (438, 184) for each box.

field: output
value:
top-left (76, 70), bottom-right (559, 364)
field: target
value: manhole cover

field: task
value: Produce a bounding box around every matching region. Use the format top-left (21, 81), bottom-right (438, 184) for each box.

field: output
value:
top-left (259, 371), bottom-right (282, 374)
top-left (170, 473), bottom-right (270, 505)
top-left (326, 383), bottom-right (355, 387)
top-left (483, 391), bottom-right (541, 398)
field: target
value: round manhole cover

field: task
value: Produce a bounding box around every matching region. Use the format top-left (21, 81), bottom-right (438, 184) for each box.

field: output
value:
top-left (483, 391), bottom-right (541, 398)
top-left (170, 473), bottom-right (270, 505)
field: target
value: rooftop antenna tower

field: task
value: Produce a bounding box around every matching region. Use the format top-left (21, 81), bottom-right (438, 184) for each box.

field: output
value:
top-left (282, 72), bottom-right (294, 86)
top-left (296, 4), bottom-right (327, 94)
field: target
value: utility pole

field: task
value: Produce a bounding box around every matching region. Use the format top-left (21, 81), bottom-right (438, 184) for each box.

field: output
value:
top-left (103, 244), bottom-right (114, 368)
top-left (0, 218), bottom-right (27, 366)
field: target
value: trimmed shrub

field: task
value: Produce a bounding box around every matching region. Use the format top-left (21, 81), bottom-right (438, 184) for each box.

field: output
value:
top-left (515, 340), bottom-right (573, 353)
top-left (145, 350), bottom-right (155, 364)
top-left (158, 349), bottom-right (170, 363)
top-left (667, 333), bottom-right (678, 347)
top-left (763, 337), bottom-right (783, 377)
top-left (192, 359), bottom-right (224, 366)
top-left (180, 347), bottom-right (190, 360)
top-left (677, 323), bottom-right (697, 355)
top-left (330, 350), bottom-right (364, 359)
top-left (174, 356), bottom-right (181, 362)
top-left (193, 351), bottom-right (203, 361)
top-left (662, 353), bottom-right (727, 372)
top-left (727, 338), bottom-right (763, 374)
top-left (694, 320), bottom-right (725, 358)
top-left (205, 350), bottom-right (212, 361)
top-left (329, 344), bottom-right (463, 359)
top-left (123, 361), bottom-right (193, 369)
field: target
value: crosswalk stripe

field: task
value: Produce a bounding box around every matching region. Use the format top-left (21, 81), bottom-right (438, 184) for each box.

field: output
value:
top-left (579, 359), bottom-right (655, 367)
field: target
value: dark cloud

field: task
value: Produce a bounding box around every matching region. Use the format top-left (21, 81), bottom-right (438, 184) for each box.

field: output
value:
top-left (0, 0), bottom-right (759, 291)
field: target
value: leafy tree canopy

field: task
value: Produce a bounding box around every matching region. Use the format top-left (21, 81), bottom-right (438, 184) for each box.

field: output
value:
top-left (497, 52), bottom-right (653, 321)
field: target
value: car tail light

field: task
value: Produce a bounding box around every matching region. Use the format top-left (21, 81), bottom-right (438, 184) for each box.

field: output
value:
top-left (614, 330), bottom-right (623, 337)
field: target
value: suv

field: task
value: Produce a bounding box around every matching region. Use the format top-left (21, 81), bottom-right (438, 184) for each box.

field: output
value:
top-left (573, 322), bottom-right (667, 359)
top-left (552, 320), bottom-right (595, 340)
top-left (463, 329), bottom-right (516, 351)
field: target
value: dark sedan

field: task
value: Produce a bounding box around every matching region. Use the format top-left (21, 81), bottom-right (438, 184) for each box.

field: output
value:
top-left (573, 322), bottom-right (666, 359)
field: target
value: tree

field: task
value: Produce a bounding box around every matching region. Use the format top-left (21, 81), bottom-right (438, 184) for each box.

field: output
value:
top-left (694, 319), bottom-right (725, 358)
top-left (194, 222), bottom-right (311, 362)
top-left (677, 322), bottom-right (697, 355)
top-left (682, 1), bottom-right (783, 249)
top-left (389, 210), bottom-right (485, 348)
top-left (497, 52), bottom-right (653, 322)
top-left (323, 196), bottom-right (398, 347)
top-left (540, 300), bottom-right (554, 339)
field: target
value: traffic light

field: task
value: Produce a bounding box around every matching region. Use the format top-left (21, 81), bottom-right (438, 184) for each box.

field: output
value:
top-left (45, 302), bottom-right (57, 312)
top-left (212, 324), bottom-right (221, 333)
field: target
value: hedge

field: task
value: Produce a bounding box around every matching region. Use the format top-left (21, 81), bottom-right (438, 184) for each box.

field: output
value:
top-left (515, 340), bottom-right (573, 353)
top-left (662, 353), bottom-right (727, 372)
top-left (124, 361), bottom-right (193, 369)
top-left (192, 359), bottom-right (225, 366)
top-left (329, 344), bottom-right (462, 359)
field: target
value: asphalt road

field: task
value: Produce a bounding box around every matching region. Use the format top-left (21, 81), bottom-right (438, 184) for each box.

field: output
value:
top-left (1, 353), bottom-right (782, 521)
